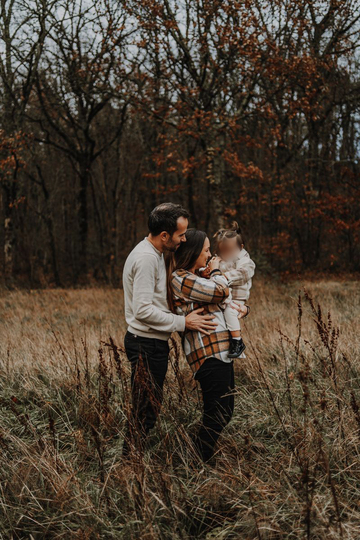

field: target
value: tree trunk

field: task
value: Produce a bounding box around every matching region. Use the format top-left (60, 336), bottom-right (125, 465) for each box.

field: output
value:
top-left (45, 216), bottom-right (61, 286)
top-left (77, 164), bottom-right (89, 281)
top-left (206, 145), bottom-right (225, 234)
top-left (3, 184), bottom-right (15, 287)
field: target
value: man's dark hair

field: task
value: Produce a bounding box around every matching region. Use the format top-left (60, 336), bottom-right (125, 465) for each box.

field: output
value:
top-left (148, 202), bottom-right (189, 236)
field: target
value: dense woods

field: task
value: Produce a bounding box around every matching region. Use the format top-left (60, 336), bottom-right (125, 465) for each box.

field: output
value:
top-left (0, 0), bottom-right (359, 286)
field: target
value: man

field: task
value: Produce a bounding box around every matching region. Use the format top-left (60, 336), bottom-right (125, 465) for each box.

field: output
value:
top-left (122, 202), bottom-right (217, 456)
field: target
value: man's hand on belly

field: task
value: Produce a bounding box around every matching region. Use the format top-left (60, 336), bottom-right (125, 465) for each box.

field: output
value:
top-left (185, 308), bottom-right (218, 335)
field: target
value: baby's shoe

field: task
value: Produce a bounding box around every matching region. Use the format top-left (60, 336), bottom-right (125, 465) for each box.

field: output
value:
top-left (228, 337), bottom-right (246, 358)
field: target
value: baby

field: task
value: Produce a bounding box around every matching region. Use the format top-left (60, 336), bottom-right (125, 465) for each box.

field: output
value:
top-left (212, 222), bottom-right (255, 358)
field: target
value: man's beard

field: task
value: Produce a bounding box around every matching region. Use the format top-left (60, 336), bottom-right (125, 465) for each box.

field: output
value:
top-left (166, 241), bottom-right (181, 252)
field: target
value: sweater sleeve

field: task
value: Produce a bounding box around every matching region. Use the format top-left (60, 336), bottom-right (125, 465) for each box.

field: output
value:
top-left (132, 255), bottom-right (185, 333)
top-left (172, 270), bottom-right (230, 305)
top-left (224, 250), bottom-right (255, 286)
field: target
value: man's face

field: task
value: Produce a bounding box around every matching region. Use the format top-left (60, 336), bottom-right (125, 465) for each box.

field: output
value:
top-left (162, 216), bottom-right (188, 252)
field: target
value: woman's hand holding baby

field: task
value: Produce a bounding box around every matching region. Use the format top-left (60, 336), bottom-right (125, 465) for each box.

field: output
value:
top-left (231, 303), bottom-right (250, 319)
top-left (200, 266), bottom-right (211, 278)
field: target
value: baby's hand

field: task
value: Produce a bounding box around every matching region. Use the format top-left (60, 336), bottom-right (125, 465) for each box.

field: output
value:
top-left (200, 266), bottom-right (211, 279)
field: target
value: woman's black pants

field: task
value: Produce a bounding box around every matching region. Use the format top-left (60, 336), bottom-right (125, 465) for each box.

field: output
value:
top-left (194, 357), bottom-right (235, 462)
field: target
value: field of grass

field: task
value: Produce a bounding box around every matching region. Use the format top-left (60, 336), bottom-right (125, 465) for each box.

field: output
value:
top-left (0, 277), bottom-right (360, 539)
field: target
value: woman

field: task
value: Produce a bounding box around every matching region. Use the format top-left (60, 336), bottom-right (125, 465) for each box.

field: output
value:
top-left (168, 229), bottom-right (248, 462)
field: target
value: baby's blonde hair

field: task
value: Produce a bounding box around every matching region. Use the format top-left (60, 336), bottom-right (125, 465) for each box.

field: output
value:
top-left (213, 221), bottom-right (244, 254)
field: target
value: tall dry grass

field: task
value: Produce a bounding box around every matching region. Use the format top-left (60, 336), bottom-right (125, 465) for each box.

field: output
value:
top-left (0, 277), bottom-right (359, 539)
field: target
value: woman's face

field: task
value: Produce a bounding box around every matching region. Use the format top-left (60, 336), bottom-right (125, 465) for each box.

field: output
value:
top-left (194, 237), bottom-right (211, 269)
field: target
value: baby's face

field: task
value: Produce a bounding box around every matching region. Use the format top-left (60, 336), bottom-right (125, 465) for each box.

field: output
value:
top-left (217, 237), bottom-right (241, 261)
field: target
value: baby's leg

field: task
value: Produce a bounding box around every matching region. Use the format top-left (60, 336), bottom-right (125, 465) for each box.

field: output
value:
top-left (233, 300), bottom-right (246, 358)
top-left (225, 301), bottom-right (246, 358)
top-left (223, 303), bottom-right (241, 338)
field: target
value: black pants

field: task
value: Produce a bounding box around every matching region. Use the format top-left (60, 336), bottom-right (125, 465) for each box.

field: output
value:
top-left (122, 331), bottom-right (169, 456)
top-left (194, 357), bottom-right (235, 462)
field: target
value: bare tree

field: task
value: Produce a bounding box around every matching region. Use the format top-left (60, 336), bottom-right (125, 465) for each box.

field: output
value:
top-left (0, 0), bottom-right (359, 284)
top-left (31, 0), bottom-right (132, 281)
top-left (0, 0), bottom-right (55, 284)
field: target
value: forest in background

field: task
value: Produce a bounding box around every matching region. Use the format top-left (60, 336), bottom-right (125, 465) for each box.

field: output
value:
top-left (0, 0), bottom-right (359, 287)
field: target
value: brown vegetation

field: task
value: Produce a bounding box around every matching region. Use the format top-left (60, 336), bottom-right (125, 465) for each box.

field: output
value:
top-left (1, 277), bottom-right (359, 538)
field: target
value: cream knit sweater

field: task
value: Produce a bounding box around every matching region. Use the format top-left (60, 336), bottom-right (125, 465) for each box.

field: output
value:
top-left (123, 238), bottom-right (185, 340)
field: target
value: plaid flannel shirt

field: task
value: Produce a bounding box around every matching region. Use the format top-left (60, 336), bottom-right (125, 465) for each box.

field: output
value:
top-left (171, 268), bottom-right (232, 374)
top-left (220, 248), bottom-right (255, 302)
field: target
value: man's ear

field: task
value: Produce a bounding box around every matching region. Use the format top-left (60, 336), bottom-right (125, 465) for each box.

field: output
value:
top-left (159, 231), bottom-right (169, 242)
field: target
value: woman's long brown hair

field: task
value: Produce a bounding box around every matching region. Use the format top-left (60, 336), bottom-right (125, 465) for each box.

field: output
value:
top-left (166, 229), bottom-right (207, 312)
